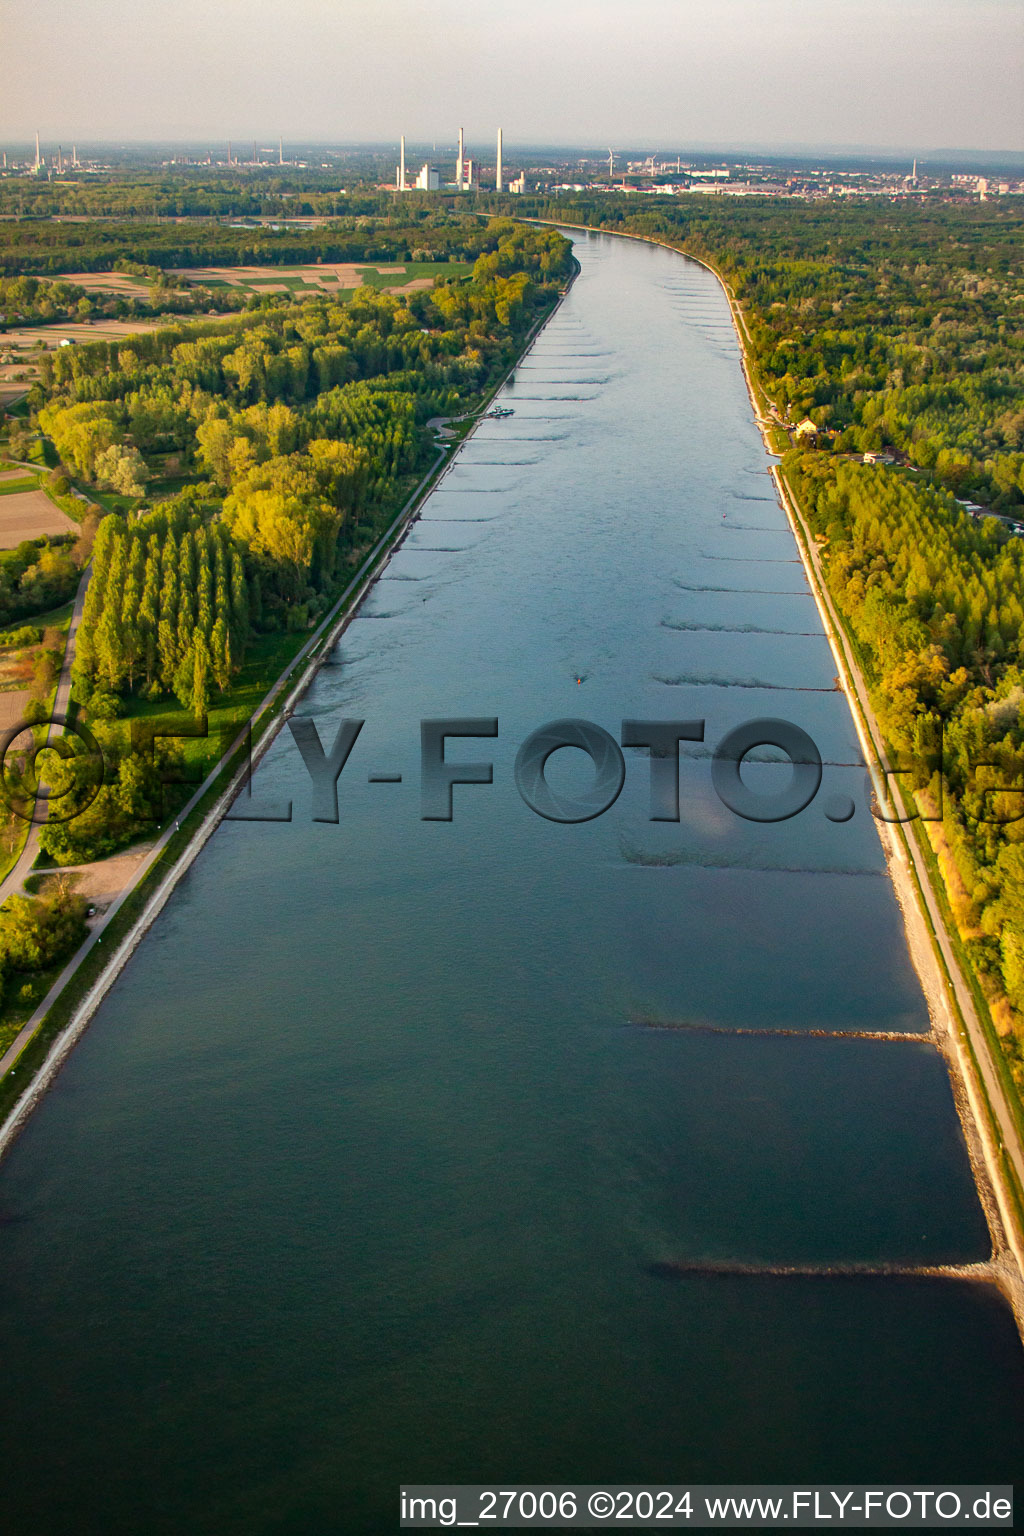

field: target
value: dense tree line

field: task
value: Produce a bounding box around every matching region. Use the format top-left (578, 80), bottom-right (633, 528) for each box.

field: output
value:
top-left (0, 210), bottom-right (514, 277)
top-left (0, 175), bottom-right (393, 223)
top-left (72, 505), bottom-right (251, 714)
top-left (0, 270), bottom-right (247, 327)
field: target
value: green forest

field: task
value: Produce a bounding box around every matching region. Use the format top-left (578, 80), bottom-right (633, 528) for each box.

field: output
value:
top-left (0, 172), bottom-right (391, 223)
top-left (0, 206), bottom-right (512, 276)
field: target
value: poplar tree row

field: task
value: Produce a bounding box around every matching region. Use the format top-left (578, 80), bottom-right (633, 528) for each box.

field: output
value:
top-left (73, 510), bottom-right (251, 718)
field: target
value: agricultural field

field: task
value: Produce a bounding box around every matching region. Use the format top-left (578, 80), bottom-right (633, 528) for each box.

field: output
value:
top-left (0, 686), bottom-right (30, 731)
top-left (166, 259), bottom-right (470, 295)
top-left (53, 271), bottom-right (152, 298)
top-left (1, 317), bottom-right (164, 351)
top-left (0, 489), bottom-right (77, 547)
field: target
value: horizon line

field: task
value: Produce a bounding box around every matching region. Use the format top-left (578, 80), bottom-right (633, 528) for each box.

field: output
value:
top-left (1, 137), bottom-right (1023, 161)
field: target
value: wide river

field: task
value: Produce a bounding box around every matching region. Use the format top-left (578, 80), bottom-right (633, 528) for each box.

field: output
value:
top-left (0, 231), bottom-right (1021, 1533)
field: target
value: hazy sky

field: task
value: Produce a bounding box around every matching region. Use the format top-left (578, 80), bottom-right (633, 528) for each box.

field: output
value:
top-left (1, 0), bottom-right (1021, 152)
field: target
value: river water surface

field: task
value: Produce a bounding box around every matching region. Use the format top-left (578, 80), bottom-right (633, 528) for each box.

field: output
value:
top-left (0, 231), bottom-right (1021, 1534)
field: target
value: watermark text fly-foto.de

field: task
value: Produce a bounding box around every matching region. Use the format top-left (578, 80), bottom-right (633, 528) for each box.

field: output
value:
top-left (1, 710), bottom-right (1021, 830)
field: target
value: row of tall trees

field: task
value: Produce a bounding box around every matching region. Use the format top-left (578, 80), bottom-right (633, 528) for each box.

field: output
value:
top-left (73, 507), bottom-right (251, 717)
top-left (0, 208), bottom-right (523, 276)
top-left (0, 179), bottom-right (447, 224)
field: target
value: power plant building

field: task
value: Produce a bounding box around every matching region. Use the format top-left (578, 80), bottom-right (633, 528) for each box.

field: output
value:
top-left (394, 127), bottom-right (507, 193)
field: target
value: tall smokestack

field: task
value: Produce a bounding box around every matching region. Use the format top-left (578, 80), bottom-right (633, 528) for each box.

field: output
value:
top-left (399, 135), bottom-right (406, 190)
top-left (457, 126), bottom-right (464, 190)
top-left (228, 140), bottom-right (233, 165)
top-left (35, 132), bottom-right (40, 170)
top-left (72, 144), bottom-right (78, 168)
top-left (279, 136), bottom-right (283, 166)
top-left (496, 128), bottom-right (503, 192)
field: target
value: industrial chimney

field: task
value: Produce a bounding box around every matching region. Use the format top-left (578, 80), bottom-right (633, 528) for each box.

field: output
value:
top-left (457, 126), bottom-right (464, 191)
top-left (496, 128), bottom-right (503, 192)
